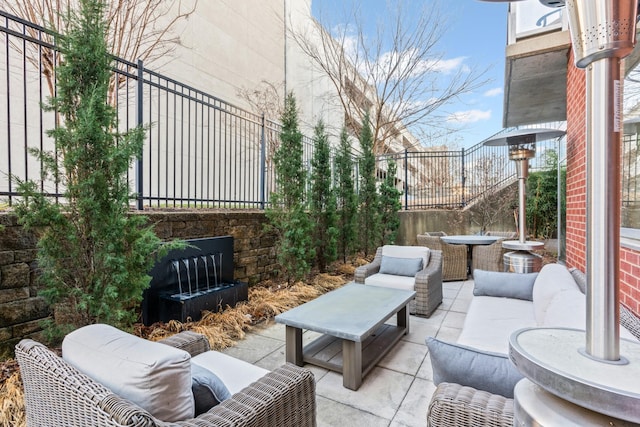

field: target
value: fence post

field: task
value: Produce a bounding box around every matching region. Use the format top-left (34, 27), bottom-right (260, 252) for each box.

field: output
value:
top-left (404, 149), bottom-right (408, 210)
top-left (461, 147), bottom-right (466, 207)
top-left (136, 59), bottom-right (144, 210)
top-left (259, 113), bottom-right (266, 209)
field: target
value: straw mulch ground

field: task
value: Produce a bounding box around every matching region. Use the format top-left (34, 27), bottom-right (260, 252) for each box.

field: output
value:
top-left (0, 260), bottom-right (363, 427)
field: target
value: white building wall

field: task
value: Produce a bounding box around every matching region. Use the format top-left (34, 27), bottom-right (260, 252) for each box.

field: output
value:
top-left (154, 0), bottom-right (344, 143)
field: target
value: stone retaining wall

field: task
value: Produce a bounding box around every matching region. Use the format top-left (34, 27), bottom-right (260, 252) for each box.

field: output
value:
top-left (0, 210), bottom-right (278, 359)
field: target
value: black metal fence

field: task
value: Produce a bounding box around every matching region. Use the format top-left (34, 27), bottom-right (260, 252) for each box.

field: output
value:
top-left (1, 10), bottom-right (637, 214)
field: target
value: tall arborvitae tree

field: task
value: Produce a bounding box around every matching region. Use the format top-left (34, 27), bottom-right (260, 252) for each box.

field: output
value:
top-left (266, 92), bottom-right (314, 283)
top-left (309, 120), bottom-right (338, 272)
top-left (334, 126), bottom-right (358, 262)
top-left (358, 111), bottom-right (380, 256)
top-left (379, 159), bottom-right (403, 245)
top-left (14, 0), bottom-right (171, 340)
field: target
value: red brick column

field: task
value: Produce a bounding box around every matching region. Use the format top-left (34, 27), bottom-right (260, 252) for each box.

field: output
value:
top-left (565, 50), bottom-right (587, 271)
top-left (565, 50), bottom-right (640, 314)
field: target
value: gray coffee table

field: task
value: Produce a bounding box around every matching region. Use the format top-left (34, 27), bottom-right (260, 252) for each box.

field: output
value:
top-left (275, 283), bottom-right (415, 390)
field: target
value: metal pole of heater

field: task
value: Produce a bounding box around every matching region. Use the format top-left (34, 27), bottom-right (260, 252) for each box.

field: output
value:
top-left (585, 57), bottom-right (622, 361)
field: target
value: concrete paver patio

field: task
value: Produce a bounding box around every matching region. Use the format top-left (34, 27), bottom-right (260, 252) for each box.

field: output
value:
top-left (220, 279), bottom-right (474, 427)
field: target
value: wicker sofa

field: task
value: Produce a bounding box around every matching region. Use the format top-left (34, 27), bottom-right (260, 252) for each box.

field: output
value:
top-left (426, 264), bottom-right (640, 427)
top-left (16, 329), bottom-right (317, 426)
top-left (354, 245), bottom-right (443, 317)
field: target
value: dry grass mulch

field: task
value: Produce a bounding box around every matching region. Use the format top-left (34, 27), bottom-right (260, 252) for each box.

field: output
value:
top-left (0, 261), bottom-right (361, 427)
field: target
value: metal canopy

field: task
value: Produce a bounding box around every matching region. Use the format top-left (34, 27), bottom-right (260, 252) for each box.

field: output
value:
top-left (482, 127), bottom-right (566, 146)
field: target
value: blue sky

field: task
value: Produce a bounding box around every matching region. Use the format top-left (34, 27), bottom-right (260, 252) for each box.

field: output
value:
top-left (311, 0), bottom-right (509, 149)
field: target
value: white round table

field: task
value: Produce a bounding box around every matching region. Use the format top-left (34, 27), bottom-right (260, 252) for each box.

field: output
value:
top-left (441, 235), bottom-right (501, 245)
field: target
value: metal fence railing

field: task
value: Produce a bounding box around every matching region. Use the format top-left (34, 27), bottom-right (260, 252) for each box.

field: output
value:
top-left (2, 10), bottom-right (639, 215)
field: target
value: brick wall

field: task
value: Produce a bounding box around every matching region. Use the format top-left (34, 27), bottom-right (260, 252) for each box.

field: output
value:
top-left (0, 210), bottom-right (279, 359)
top-left (564, 50), bottom-right (640, 314)
top-left (565, 50), bottom-right (587, 271)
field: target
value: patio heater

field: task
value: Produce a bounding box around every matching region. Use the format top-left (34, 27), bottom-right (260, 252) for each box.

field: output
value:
top-left (483, 128), bottom-right (565, 273)
top-left (479, 0), bottom-right (640, 425)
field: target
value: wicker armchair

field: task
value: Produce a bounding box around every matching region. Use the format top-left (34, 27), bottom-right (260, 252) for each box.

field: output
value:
top-left (471, 238), bottom-right (506, 274)
top-left (427, 382), bottom-right (514, 427)
top-left (425, 231), bottom-right (447, 237)
top-left (15, 331), bottom-right (317, 427)
top-left (417, 234), bottom-right (467, 281)
top-left (354, 246), bottom-right (443, 317)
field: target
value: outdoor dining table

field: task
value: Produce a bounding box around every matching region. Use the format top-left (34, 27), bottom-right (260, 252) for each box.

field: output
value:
top-left (440, 235), bottom-right (502, 275)
top-left (440, 235), bottom-right (501, 245)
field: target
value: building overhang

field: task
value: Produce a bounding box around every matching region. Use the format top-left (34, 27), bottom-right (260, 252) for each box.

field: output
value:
top-left (503, 29), bottom-right (571, 127)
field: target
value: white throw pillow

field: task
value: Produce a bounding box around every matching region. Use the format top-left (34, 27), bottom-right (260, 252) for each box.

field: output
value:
top-left (532, 264), bottom-right (580, 323)
top-left (62, 324), bottom-right (194, 422)
top-left (541, 288), bottom-right (586, 328)
top-left (381, 245), bottom-right (430, 270)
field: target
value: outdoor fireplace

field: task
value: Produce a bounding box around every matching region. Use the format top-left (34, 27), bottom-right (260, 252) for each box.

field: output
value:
top-left (142, 236), bottom-right (248, 325)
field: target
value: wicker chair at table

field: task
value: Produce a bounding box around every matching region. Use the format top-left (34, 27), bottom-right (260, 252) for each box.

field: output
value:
top-left (471, 238), bottom-right (506, 275)
top-left (485, 231), bottom-right (517, 239)
top-left (417, 234), bottom-right (467, 281)
top-left (354, 245), bottom-right (443, 317)
top-left (15, 331), bottom-right (316, 427)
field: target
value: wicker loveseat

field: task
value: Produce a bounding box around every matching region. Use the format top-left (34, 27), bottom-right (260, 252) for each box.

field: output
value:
top-left (16, 329), bottom-right (317, 426)
top-left (354, 245), bottom-right (443, 317)
top-left (426, 265), bottom-right (640, 427)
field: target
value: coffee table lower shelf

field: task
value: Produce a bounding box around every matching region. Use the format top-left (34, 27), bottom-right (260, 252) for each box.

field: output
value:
top-left (286, 322), bottom-right (407, 390)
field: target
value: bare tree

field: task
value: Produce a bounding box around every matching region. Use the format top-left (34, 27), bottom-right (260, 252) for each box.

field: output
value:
top-left (1, 0), bottom-right (197, 98)
top-left (289, 0), bottom-right (488, 154)
top-left (237, 80), bottom-right (285, 164)
top-left (468, 153), bottom-right (517, 233)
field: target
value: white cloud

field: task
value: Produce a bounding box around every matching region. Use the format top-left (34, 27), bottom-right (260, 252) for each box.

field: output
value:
top-left (428, 57), bottom-right (468, 74)
top-left (363, 47), bottom-right (469, 81)
top-left (446, 109), bottom-right (492, 124)
top-left (484, 87), bottom-right (503, 97)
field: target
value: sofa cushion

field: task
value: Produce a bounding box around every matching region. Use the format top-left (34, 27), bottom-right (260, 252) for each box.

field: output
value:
top-left (62, 324), bottom-right (194, 422)
top-left (381, 245), bottom-right (430, 270)
top-left (540, 291), bottom-right (639, 342)
top-left (457, 296), bottom-right (536, 354)
top-left (364, 273), bottom-right (416, 291)
top-left (379, 255), bottom-right (423, 277)
top-left (191, 363), bottom-right (232, 416)
top-left (473, 270), bottom-right (538, 301)
top-left (426, 337), bottom-right (523, 398)
top-left (191, 350), bottom-right (269, 395)
top-left (532, 264), bottom-right (581, 323)
top-left (541, 288), bottom-right (586, 329)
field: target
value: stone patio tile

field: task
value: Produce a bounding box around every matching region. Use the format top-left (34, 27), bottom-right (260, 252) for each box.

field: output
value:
top-left (439, 297), bottom-right (454, 310)
top-left (316, 367), bottom-right (414, 420)
top-left (402, 318), bottom-right (441, 345)
top-left (442, 311), bottom-right (467, 329)
top-left (221, 333), bottom-right (283, 364)
top-left (250, 319), bottom-right (286, 341)
top-left (378, 340), bottom-right (428, 376)
top-left (251, 343), bottom-right (287, 371)
top-left (450, 296), bottom-right (472, 313)
top-left (391, 378), bottom-right (436, 427)
top-left (316, 395), bottom-right (391, 427)
top-left (442, 286), bottom-right (461, 300)
top-left (415, 351), bottom-right (434, 381)
top-left (434, 325), bottom-right (462, 342)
